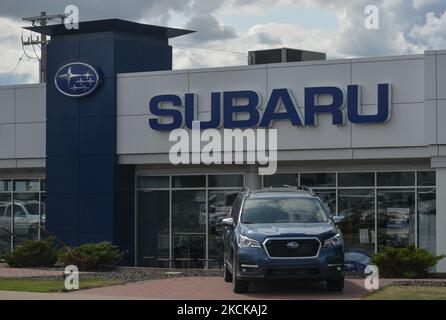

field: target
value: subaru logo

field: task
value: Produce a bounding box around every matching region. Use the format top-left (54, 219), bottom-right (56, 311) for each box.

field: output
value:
top-left (287, 241), bottom-right (300, 249)
top-left (55, 62), bottom-right (100, 98)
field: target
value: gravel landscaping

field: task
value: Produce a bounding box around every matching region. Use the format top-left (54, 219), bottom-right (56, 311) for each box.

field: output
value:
top-left (24, 267), bottom-right (223, 282)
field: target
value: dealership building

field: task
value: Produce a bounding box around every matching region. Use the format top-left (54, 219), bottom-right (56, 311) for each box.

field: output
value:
top-left (0, 19), bottom-right (445, 271)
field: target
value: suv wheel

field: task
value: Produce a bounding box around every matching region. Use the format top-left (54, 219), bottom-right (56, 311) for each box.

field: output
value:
top-left (224, 261), bottom-right (232, 282)
top-left (326, 277), bottom-right (345, 292)
top-left (232, 256), bottom-right (249, 293)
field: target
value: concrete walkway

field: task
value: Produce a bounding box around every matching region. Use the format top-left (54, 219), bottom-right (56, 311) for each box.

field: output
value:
top-left (0, 263), bottom-right (64, 278)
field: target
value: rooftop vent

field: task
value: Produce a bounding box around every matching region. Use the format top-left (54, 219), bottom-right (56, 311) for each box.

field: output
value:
top-left (248, 48), bottom-right (326, 65)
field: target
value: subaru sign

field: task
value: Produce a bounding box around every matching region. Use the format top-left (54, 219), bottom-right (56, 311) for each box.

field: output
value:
top-left (148, 84), bottom-right (392, 130)
top-left (54, 62), bottom-right (100, 98)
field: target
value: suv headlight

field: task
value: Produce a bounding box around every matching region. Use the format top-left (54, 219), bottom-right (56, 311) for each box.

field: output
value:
top-left (238, 235), bottom-right (261, 248)
top-left (323, 233), bottom-right (343, 248)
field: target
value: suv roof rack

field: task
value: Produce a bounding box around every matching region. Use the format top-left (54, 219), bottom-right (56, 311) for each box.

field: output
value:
top-left (264, 184), bottom-right (316, 196)
top-left (241, 186), bottom-right (250, 196)
top-left (297, 185), bottom-right (316, 196)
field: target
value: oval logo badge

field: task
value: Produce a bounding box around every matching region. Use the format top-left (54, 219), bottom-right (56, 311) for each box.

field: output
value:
top-left (287, 241), bottom-right (300, 250)
top-left (54, 62), bottom-right (100, 98)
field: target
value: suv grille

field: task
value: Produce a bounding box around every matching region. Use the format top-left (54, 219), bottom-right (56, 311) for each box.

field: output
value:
top-left (264, 239), bottom-right (320, 258)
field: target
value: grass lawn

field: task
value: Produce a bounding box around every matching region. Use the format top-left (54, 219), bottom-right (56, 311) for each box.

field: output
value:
top-left (0, 278), bottom-right (126, 293)
top-left (365, 286), bottom-right (446, 300)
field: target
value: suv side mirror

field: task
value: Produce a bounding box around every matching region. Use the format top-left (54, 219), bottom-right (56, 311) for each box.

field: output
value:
top-left (222, 217), bottom-right (234, 228)
top-left (332, 215), bottom-right (345, 225)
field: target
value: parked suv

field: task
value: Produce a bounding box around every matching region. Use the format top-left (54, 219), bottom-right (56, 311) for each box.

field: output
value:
top-left (222, 186), bottom-right (345, 293)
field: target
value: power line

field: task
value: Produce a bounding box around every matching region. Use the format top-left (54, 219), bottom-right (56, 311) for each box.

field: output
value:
top-left (4, 52), bottom-right (25, 85)
top-left (171, 42), bottom-right (247, 57)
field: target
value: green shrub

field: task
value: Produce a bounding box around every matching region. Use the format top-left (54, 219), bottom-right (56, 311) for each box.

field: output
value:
top-left (58, 242), bottom-right (123, 271)
top-left (372, 245), bottom-right (445, 278)
top-left (4, 238), bottom-right (58, 268)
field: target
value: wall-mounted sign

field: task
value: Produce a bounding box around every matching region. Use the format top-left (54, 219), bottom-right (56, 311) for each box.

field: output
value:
top-left (54, 62), bottom-right (100, 98)
top-left (148, 84), bottom-right (392, 131)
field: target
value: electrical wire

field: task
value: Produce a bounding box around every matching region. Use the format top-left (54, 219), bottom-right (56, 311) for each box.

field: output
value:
top-left (4, 52), bottom-right (24, 85)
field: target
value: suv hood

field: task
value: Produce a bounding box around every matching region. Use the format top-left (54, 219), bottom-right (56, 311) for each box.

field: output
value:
top-left (239, 222), bottom-right (336, 241)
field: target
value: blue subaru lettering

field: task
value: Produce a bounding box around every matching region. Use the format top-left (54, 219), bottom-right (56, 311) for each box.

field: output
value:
top-left (149, 94), bottom-right (183, 131)
top-left (347, 84), bottom-right (391, 124)
top-left (223, 90), bottom-right (260, 128)
top-left (304, 86), bottom-right (345, 126)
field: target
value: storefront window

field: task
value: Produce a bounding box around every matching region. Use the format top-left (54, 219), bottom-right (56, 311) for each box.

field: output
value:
top-left (263, 173), bottom-right (298, 187)
top-left (137, 190), bottom-right (170, 267)
top-left (0, 194), bottom-right (12, 255)
top-left (14, 179), bottom-right (40, 192)
top-left (137, 174), bottom-right (243, 268)
top-left (418, 187), bottom-right (436, 253)
top-left (13, 193), bottom-right (40, 244)
top-left (301, 173), bottom-right (336, 187)
top-left (208, 190), bottom-right (239, 268)
top-left (377, 189), bottom-right (415, 248)
top-left (208, 174), bottom-right (243, 188)
top-left (338, 172), bottom-right (374, 187)
top-left (313, 189), bottom-right (336, 214)
top-left (172, 175), bottom-right (206, 188)
top-left (417, 171), bottom-right (435, 186)
top-left (377, 171), bottom-right (415, 186)
top-left (338, 189), bottom-right (375, 267)
top-left (137, 176), bottom-right (169, 189)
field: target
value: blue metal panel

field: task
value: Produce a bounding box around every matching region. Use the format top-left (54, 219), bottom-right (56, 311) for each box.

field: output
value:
top-left (46, 118), bottom-right (79, 156)
top-left (79, 155), bottom-right (116, 194)
top-left (45, 194), bottom-right (79, 233)
top-left (79, 117), bottom-right (116, 155)
top-left (42, 20), bottom-right (180, 264)
top-left (46, 156), bottom-right (79, 194)
top-left (79, 194), bottom-right (114, 234)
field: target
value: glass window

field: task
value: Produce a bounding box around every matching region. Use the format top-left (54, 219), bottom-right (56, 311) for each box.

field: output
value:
top-left (0, 180), bottom-right (12, 192)
top-left (418, 188), bottom-right (436, 254)
top-left (173, 234), bottom-right (206, 268)
top-left (137, 190), bottom-right (170, 267)
top-left (377, 172), bottom-right (415, 187)
top-left (313, 189), bottom-right (336, 215)
top-left (13, 193), bottom-right (40, 244)
top-left (172, 190), bottom-right (206, 233)
top-left (417, 171), bottom-right (435, 187)
top-left (137, 176), bottom-right (169, 189)
top-left (377, 189), bottom-right (415, 249)
top-left (172, 175), bottom-right (206, 188)
top-left (338, 189), bottom-right (375, 264)
top-left (40, 193), bottom-right (46, 235)
top-left (14, 180), bottom-right (40, 192)
top-left (40, 180), bottom-right (46, 192)
top-left (0, 194), bottom-right (12, 255)
top-left (263, 173), bottom-right (298, 187)
top-left (300, 173), bottom-right (336, 187)
top-left (208, 190), bottom-right (239, 268)
top-left (208, 174), bottom-right (243, 188)
top-left (338, 172), bottom-right (374, 187)
top-left (241, 198), bottom-right (329, 224)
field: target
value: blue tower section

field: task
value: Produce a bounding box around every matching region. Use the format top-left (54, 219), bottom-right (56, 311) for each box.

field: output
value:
top-left (26, 19), bottom-right (193, 264)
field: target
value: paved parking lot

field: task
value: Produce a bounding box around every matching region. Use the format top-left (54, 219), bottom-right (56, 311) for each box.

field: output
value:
top-left (67, 276), bottom-right (376, 300)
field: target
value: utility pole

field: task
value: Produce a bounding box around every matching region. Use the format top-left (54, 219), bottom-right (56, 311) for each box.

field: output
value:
top-left (22, 11), bottom-right (66, 83)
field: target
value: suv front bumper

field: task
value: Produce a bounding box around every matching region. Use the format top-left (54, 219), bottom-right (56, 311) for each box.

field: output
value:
top-left (235, 245), bottom-right (344, 281)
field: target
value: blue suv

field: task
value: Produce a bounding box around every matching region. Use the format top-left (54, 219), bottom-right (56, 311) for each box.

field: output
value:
top-left (222, 186), bottom-right (345, 293)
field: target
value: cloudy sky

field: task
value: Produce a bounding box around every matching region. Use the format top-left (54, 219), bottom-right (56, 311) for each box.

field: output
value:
top-left (1, 0), bottom-right (446, 85)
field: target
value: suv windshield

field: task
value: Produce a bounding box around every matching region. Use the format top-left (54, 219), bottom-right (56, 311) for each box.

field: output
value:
top-left (241, 197), bottom-right (328, 224)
